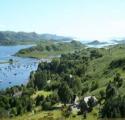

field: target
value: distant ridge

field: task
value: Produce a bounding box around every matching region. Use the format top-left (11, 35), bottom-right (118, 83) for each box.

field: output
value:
top-left (87, 40), bottom-right (108, 45)
top-left (0, 31), bottom-right (73, 41)
top-left (112, 39), bottom-right (125, 44)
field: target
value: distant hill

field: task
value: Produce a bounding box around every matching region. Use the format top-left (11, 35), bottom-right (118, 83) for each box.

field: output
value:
top-left (87, 40), bottom-right (108, 45)
top-left (0, 31), bottom-right (73, 45)
top-left (112, 39), bottom-right (125, 44)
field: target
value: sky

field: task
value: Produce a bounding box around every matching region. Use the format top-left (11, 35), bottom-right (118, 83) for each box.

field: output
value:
top-left (0, 0), bottom-right (125, 41)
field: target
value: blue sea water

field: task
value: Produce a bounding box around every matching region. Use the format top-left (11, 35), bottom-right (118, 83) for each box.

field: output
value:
top-left (0, 45), bottom-right (39, 90)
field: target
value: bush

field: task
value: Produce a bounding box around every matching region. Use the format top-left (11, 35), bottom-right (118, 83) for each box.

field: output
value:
top-left (61, 105), bottom-right (72, 118)
top-left (99, 90), bottom-right (105, 99)
top-left (90, 50), bottom-right (102, 59)
top-left (109, 58), bottom-right (125, 69)
top-left (0, 107), bottom-right (8, 118)
top-left (10, 107), bottom-right (17, 117)
top-left (35, 95), bottom-right (44, 106)
top-left (82, 85), bottom-right (89, 95)
top-left (46, 93), bottom-right (59, 105)
top-left (41, 101), bottom-right (52, 110)
top-left (90, 81), bottom-right (99, 91)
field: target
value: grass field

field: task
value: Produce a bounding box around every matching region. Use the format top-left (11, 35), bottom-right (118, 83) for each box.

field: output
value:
top-left (31, 90), bottom-right (53, 99)
top-left (1, 108), bottom-right (98, 120)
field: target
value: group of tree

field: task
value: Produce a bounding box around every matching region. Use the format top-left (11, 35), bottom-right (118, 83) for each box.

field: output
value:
top-left (27, 48), bottom-right (103, 106)
top-left (27, 50), bottom-right (91, 102)
top-left (0, 85), bottom-right (34, 118)
top-left (100, 73), bottom-right (125, 118)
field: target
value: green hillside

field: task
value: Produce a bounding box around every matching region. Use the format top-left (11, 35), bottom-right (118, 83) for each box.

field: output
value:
top-left (1, 44), bottom-right (125, 120)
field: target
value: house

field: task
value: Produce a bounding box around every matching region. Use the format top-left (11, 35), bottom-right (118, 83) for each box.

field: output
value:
top-left (84, 96), bottom-right (98, 106)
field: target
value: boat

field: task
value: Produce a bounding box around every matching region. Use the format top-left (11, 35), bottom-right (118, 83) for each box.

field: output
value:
top-left (9, 82), bottom-right (11, 84)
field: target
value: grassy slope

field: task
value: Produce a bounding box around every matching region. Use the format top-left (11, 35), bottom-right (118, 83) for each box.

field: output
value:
top-left (1, 110), bottom-right (97, 120)
top-left (2, 108), bottom-right (98, 120)
top-left (86, 45), bottom-right (125, 96)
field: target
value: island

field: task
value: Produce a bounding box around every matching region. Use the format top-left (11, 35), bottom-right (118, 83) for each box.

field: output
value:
top-left (15, 40), bottom-right (85, 59)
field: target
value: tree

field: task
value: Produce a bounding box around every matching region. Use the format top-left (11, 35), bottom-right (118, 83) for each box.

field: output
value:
top-left (58, 82), bottom-right (73, 104)
top-left (0, 107), bottom-right (8, 118)
top-left (10, 107), bottom-right (17, 116)
top-left (50, 59), bottom-right (60, 72)
top-left (106, 82), bottom-right (116, 98)
top-left (17, 104), bottom-right (23, 115)
top-left (79, 98), bottom-right (88, 119)
top-left (26, 99), bottom-right (33, 112)
top-left (90, 50), bottom-right (102, 59)
top-left (34, 71), bottom-right (47, 90)
top-left (100, 80), bottom-right (125, 118)
top-left (99, 90), bottom-right (105, 102)
top-left (61, 105), bottom-right (72, 118)
top-left (41, 101), bottom-right (52, 110)
top-left (114, 73), bottom-right (123, 87)
top-left (46, 46), bottom-right (51, 51)
top-left (90, 81), bottom-right (99, 91)
top-left (35, 95), bottom-right (44, 106)
top-left (87, 97), bottom-right (95, 112)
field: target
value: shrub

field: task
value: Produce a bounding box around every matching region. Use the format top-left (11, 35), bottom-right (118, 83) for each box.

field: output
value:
top-left (41, 101), bottom-right (52, 110)
top-left (109, 58), bottom-right (125, 69)
top-left (90, 81), bottom-right (99, 91)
